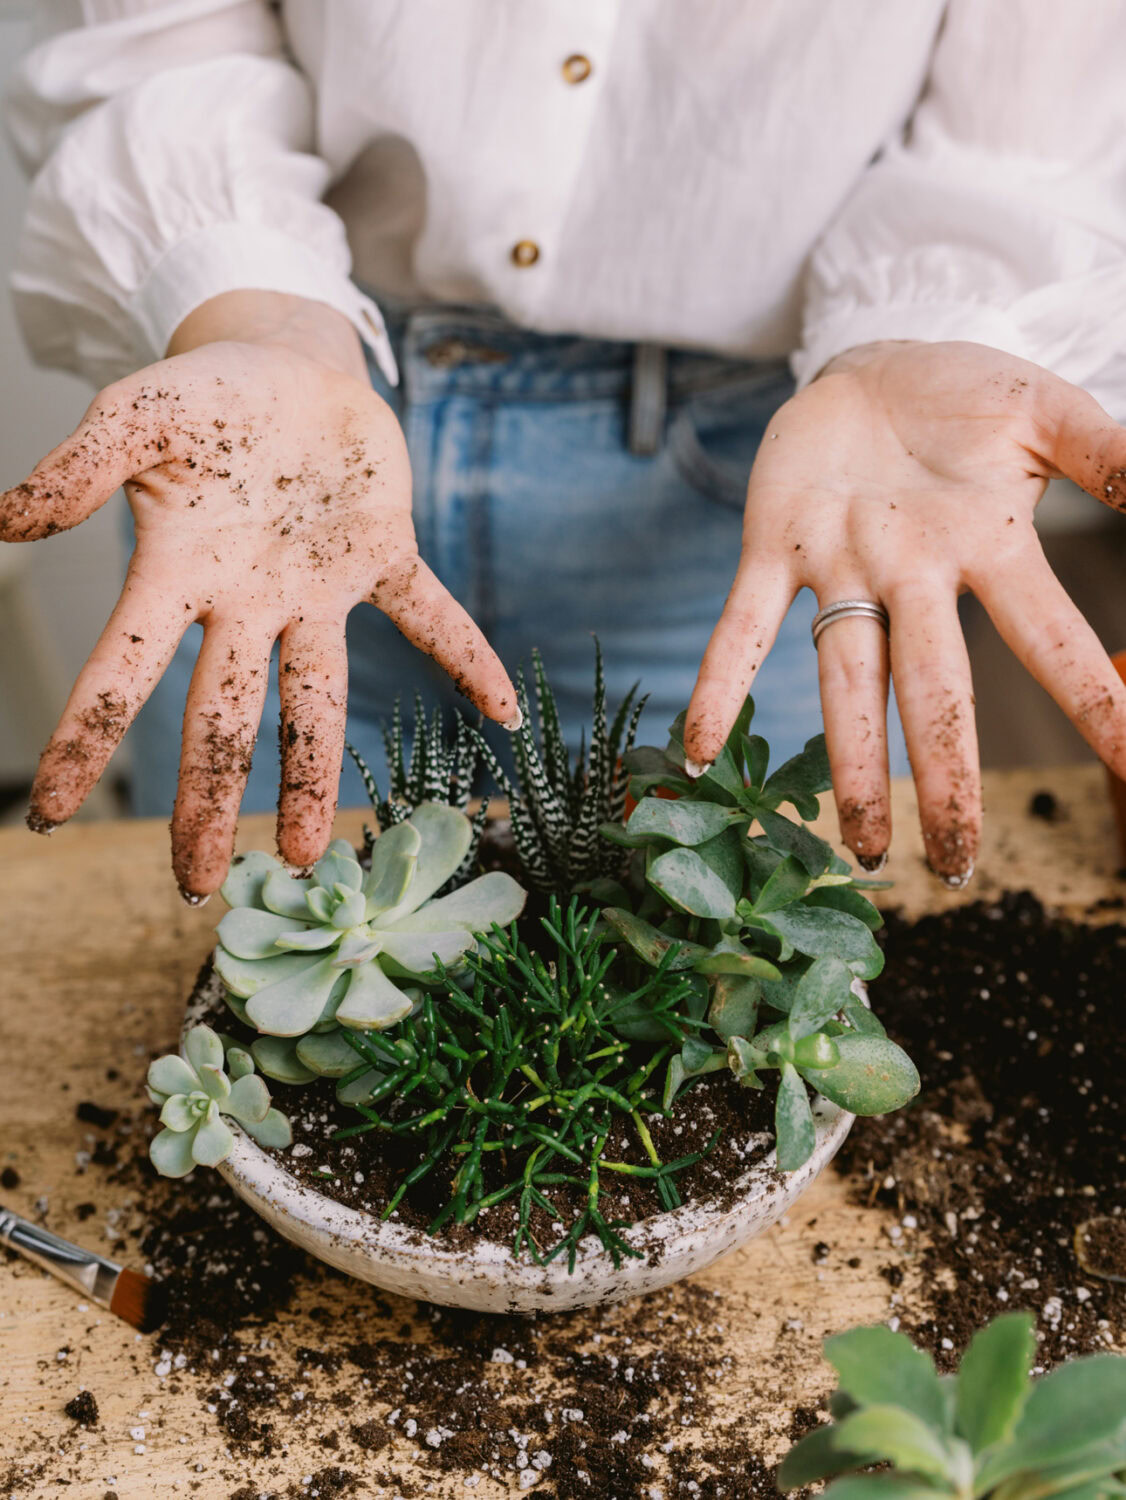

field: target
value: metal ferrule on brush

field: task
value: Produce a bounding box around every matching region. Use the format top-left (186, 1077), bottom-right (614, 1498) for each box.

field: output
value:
top-left (0, 1208), bottom-right (122, 1306)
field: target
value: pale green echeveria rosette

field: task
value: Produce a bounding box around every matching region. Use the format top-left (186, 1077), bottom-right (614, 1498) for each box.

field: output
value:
top-left (147, 1024), bottom-right (291, 1178)
top-left (212, 803), bottom-right (525, 1084)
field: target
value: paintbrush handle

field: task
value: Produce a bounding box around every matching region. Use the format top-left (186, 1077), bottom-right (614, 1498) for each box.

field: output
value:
top-left (0, 1206), bottom-right (122, 1307)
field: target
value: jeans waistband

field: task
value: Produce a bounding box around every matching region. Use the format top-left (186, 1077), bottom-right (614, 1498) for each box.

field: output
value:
top-left (369, 294), bottom-right (791, 410)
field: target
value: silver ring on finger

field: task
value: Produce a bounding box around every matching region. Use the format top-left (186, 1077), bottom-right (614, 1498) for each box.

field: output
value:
top-left (811, 599), bottom-right (890, 649)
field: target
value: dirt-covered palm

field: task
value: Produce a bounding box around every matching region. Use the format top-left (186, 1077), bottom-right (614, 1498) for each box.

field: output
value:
top-left (685, 340), bottom-right (1126, 883)
top-left (0, 336), bottom-right (518, 898)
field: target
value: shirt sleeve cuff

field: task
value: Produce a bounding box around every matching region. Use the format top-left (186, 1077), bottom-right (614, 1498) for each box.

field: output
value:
top-left (126, 222), bottom-right (399, 385)
top-left (791, 301), bottom-right (1031, 389)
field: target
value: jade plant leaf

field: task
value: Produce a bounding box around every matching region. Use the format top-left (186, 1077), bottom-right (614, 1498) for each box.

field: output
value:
top-left (708, 975), bottom-right (760, 1040)
top-left (760, 734), bottom-right (832, 821)
top-left (803, 884), bottom-right (883, 931)
top-left (774, 1061), bottom-right (816, 1170)
top-left (378, 928), bottom-right (475, 977)
top-left (148, 1127), bottom-right (199, 1179)
top-left (245, 953), bottom-right (343, 1037)
top-left (624, 798), bottom-right (745, 847)
top-left (765, 904), bottom-right (885, 980)
top-left (750, 854), bottom-right (809, 915)
top-left (648, 847), bottom-right (738, 920)
top-left (788, 956), bottom-right (854, 1040)
top-left (756, 809), bottom-right (834, 876)
top-left (601, 907), bottom-right (710, 971)
top-left (799, 1033), bottom-right (919, 1116)
top-left (225, 1072), bottom-right (271, 1123)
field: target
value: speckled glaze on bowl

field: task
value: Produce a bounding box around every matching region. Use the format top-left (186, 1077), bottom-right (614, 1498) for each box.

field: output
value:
top-left (185, 973), bottom-right (855, 1313)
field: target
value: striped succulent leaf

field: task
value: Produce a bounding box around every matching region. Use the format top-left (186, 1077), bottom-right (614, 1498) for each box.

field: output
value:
top-left (347, 699), bottom-right (489, 891)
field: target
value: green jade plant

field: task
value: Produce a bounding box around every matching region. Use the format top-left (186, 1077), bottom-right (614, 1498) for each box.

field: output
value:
top-left (778, 1313), bottom-right (1126, 1500)
top-left (147, 1024), bottom-right (290, 1178)
top-left (599, 697), bottom-right (919, 1169)
top-left (212, 802), bottom-right (525, 1089)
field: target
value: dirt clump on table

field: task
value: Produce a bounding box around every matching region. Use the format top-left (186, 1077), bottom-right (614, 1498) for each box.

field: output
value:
top-left (837, 889), bottom-right (1126, 1367)
top-left (62, 1389), bottom-right (98, 1427)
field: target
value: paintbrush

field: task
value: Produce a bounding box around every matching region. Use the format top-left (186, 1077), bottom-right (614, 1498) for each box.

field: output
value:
top-left (0, 1205), bottom-right (167, 1332)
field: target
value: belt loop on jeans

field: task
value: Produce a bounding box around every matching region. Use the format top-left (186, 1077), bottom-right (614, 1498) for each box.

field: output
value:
top-left (628, 343), bottom-right (668, 456)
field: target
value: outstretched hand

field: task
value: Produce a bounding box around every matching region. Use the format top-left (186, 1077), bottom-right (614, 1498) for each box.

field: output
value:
top-left (685, 340), bottom-right (1126, 884)
top-left (0, 293), bottom-right (518, 900)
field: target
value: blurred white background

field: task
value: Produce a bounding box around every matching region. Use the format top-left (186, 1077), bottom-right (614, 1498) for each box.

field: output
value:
top-left (0, 6), bottom-right (1121, 815)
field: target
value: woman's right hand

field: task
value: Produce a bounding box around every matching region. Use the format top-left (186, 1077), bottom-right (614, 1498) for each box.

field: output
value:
top-left (0, 291), bottom-right (519, 901)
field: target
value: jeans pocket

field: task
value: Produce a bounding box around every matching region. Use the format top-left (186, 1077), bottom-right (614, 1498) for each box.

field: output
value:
top-left (667, 366), bottom-right (794, 511)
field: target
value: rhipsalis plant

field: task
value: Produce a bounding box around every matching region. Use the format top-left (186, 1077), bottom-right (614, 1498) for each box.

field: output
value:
top-left (470, 642), bottom-right (647, 894)
top-left (599, 697), bottom-right (918, 1170)
top-left (333, 896), bottom-right (715, 1269)
top-left (147, 1025), bottom-right (290, 1177)
top-left (347, 694), bottom-right (488, 890)
top-left (213, 804), bottom-right (525, 1087)
top-left (778, 1314), bottom-right (1126, 1500)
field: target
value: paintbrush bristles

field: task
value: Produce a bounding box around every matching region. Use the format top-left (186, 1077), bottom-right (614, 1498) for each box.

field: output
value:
top-left (108, 1266), bottom-right (168, 1333)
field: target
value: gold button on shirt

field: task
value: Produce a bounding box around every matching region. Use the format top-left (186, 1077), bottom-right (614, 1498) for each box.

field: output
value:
top-left (561, 53), bottom-right (593, 84)
top-left (511, 240), bottom-right (541, 268)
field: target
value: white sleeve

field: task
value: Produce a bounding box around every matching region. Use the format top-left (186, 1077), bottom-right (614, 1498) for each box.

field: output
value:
top-left (792, 0), bottom-right (1126, 417)
top-left (4, 0), bottom-right (395, 388)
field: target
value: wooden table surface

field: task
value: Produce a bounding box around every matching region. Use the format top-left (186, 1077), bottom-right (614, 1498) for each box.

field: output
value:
top-left (1, 765), bottom-right (1121, 1498)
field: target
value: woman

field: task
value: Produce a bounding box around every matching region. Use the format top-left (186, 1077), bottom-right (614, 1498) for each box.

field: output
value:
top-left (4, 1), bottom-right (1126, 901)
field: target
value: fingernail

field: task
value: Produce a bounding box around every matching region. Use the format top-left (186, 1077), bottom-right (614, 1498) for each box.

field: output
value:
top-left (502, 707), bottom-right (524, 733)
top-left (857, 851), bottom-right (888, 873)
top-left (939, 861), bottom-right (975, 890)
top-left (178, 884), bottom-right (211, 908)
top-left (26, 808), bottom-right (59, 835)
top-left (684, 756), bottom-right (713, 780)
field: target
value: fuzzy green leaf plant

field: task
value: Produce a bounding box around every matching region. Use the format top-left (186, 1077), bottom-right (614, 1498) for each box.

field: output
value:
top-left (599, 698), bottom-right (918, 1170)
top-left (469, 642), bottom-right (647, 894)
top-left (213, 803), bottom-right (525, 1089)
top-left (778, 1313), bottom-right (1126, 1500)
top-left (147, 1024), bottom-right (290, 1177)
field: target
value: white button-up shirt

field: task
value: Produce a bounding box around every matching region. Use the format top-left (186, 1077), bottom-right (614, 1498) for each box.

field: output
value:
top-left (7, 1), bottom-right (1126, 412)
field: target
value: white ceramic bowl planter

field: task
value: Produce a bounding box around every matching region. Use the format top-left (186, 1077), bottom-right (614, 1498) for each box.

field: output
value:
top-left (184, 975), bottom-right (854, 1314)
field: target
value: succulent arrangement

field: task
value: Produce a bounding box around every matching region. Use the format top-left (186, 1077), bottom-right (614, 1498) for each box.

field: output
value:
top-left (147, 1024), bottom-right (290, 1177)
top-left (148, 646), bottom-right (919, 1267)
top-left (779, 1313), bottom-right (1126, 1500)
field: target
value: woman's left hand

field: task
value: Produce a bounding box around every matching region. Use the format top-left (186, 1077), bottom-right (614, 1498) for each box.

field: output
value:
top-left (684, 339), bottom-right (1126, 884)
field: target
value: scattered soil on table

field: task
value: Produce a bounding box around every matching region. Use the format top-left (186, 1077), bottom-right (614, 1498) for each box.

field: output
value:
top-left (62, 1389), bottom-right (98, 1427)
top-left (837, 889), bottom-right (1126, 1367)
top-left (1, 1089), bottom-right (808, 1499)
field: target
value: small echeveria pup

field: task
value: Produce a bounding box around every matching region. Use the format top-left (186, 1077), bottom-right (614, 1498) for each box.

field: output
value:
top-left (147, 1025), bottom-right (290, 1178)
top-left (778, 1313), bottom-right (1126, 1500)
top-left (213, 804), bottom-right (526, 1054)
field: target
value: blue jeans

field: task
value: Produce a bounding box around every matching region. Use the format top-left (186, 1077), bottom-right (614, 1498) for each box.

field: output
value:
top-left (129, 304), bottom-right (906, 816)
